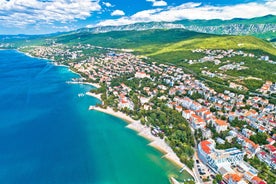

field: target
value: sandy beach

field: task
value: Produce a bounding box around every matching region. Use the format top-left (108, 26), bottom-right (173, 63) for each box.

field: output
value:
top-left (91, 106), bottom-right (136, 123)
top-left (83, 82), bottom-right (101, 88)
top-left (90, 105), bottom-right (196, 179)
top-left (68, 81), bottom-right (101, 89)
top-left (86, 92), bottom-right (102, 101)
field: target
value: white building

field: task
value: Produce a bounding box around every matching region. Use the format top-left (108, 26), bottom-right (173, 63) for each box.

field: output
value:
top-left (135, 71), bottom-right (150, 79)
top-left (198, 139), bottom-right (243, 172)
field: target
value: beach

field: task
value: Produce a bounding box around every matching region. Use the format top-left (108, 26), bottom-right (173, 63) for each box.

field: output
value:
top-left (67, 81), bottom-right (101, 89)
top-left (90, 105), bottom-right (195, 178)
top-left (1, 49), bottom-right (195, 184)
top-left (86, 92), bottom-right (102, 101)
top-left (18, 50), bottom-right (195, 182)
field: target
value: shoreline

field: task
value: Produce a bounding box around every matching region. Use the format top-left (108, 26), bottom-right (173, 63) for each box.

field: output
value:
top-left (16, 49), bottom-right (50, 61)
top-left (90, 106), bottom-right (188, 170)
top-left (16, 49), bottom-right (195, 181)
top-left (86, 92), bottom-right (102, 101)
top-left (68, 81), bottom-right (101, 89)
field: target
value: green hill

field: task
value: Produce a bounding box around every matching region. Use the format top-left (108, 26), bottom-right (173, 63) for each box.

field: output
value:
top-left (6, 29), bottom-right (275, 62)
top-left (143, 35), bottom-right (276, 62)
top-left (54, 29), bottom-right (276, 60)
top-left (55, 29), bottom-right (210, 49)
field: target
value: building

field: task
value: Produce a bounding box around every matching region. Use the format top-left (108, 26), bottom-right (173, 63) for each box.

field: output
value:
top-left (198, 139), bottom-right (243, 172)
top-left (190, 114), bottom-right (206, 129)
top-left (224, 173), bottom-right (246, 184)
top-left (251, 176), bottom-right (267, 184)
top-left (134, 71), bottom-right (150, 78)
top-left (212, 119), bottom-right (228, 133)
top-left (182, 110), bottom-right (195, 120)
top-left (118, 94), bottom-right (134, 110)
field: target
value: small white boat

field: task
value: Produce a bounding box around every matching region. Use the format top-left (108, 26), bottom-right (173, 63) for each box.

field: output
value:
top-left (78, 93), bottom-right (85, 97)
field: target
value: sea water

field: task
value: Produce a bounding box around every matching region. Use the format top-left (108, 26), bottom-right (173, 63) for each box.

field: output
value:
top-left (0, 50), bottom-right (192, 184)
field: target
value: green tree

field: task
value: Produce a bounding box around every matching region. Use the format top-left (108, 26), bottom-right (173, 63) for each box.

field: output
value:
top-left (250, 132), bottom-right (268, 145)
top-left (214, 174), bottom-right (222, 184)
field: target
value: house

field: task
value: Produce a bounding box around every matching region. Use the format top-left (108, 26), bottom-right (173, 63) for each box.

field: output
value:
top-left (190, 101), bottom-right (202, 111)
top-left (175, 106), bottom-right (183, 112)
top-left (267, 138), bottom-right (275, 145)
top-left (121, 83), bottom-right (131, 92)
top-left (216, 137), bottom-right (225, 144)
top-left (203, 111), bottom-right (213, 120)
top-left (224, 173), bottom-right (246, 184)
top-left (169, 88), bottom-right (177, 96)
top-left (242, 128), bottom-right (256, 138)
top-left (228, 112), bottom-right (237, 122)
top-left (182, 110), bottom-right (195, 120)
top-left (243, 171), bottom-right (256, 182)
top-left (212, 119), bottom-right (228, 133)
top-left (265, 145), bottom-right (276, 154)
top-left (258, 126), bottom-right (266, 133)
top-left (118, 94), bottom-right (134, 110)
top-left (257, 151), bottom-right (270, 164)
top-left (190, 114), bottom-right (206, 129)
top-left (140, 96), bottom-right (150, 105)
top-left (241, 137), bottom-right (260, 155)
top-left (134, 71), bottom-right (150, 78)
top-left (202, 129), bottom-right (212, 139)
top-left (181, 97), bottom-right (193, 109)
top-left (251, 176), bottom-right (267, 184)
top-left (167, 101), bottom-right (177, 109)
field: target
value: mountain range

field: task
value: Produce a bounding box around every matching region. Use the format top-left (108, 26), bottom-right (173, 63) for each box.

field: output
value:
top-left (74, 15), bottom-right (276, 41)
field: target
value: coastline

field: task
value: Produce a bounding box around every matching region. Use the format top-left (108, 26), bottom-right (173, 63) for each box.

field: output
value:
top-left (16, 49), bottom-right (50, 61)
top-left (68, 81), bottom-right (101, 89)
top-left (16, 49), bottom-right (195, 181)
top-left (90, 106), bottom-right (188, 170)
top-left (86, 92), bottom-right (102, 101)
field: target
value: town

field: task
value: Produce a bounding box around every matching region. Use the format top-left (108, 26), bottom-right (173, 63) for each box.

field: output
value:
top-left (23, 44), bottom-right (276, 184)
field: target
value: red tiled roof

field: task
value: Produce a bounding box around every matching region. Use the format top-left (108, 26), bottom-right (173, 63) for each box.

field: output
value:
top-left (214, 119), bottom-right (228, 126)
top-left (266, 145), bottom-right (276, 152)
top-left (267, 138), bottom-right (274, 143)
top-left (228, 174), bottom-right (241, 182)
top-left (251, 176), bottom-right (266, 184)
top-left (233, 174), bottom-right (241, 182)
top-left (259, 126), bottom-right (265, 131)
top-left (200, 140), bottom-right (211, 154)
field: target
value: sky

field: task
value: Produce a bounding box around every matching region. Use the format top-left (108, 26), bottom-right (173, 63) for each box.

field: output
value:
top-left (0, 0), bottom-right (275, 35)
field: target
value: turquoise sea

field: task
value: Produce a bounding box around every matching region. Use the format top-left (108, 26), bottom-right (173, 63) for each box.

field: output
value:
top-left (0, 50), bottom-right (192, 184)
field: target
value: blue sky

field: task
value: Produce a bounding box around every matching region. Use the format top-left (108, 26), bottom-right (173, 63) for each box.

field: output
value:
top-left (0, 0), bottom-right (275, 35)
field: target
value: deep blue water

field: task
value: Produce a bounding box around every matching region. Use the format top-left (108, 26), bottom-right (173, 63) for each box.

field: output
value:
top-left (0, 50), bottom-right (191, 184)
top-left (0, 50), bottom-right (98, 183)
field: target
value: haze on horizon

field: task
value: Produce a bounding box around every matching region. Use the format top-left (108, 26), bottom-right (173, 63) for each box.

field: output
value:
top-left (0, 0), bottom-right (275, 35)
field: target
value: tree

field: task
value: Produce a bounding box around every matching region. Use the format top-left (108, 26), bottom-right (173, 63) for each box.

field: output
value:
top-left (250, 132), bottom-right (268, 145)
top-left (210, 107), bottom-right (217, 112)
top-left (214, 174), bottom-right (222, 184)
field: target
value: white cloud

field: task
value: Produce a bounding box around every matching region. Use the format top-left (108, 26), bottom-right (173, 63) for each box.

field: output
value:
top-left (98, 0), bottom-right (276, 26)
top-left (111, 10), bottom-right (125, 16)
top-left (0, 0), bottom-right (101, 27)
top-left (102, 2), bottom-right (113, 7)
top-left (153, 1), bottom-right (167, 7)
top-left (146, 0), bottom-right (167, 7)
